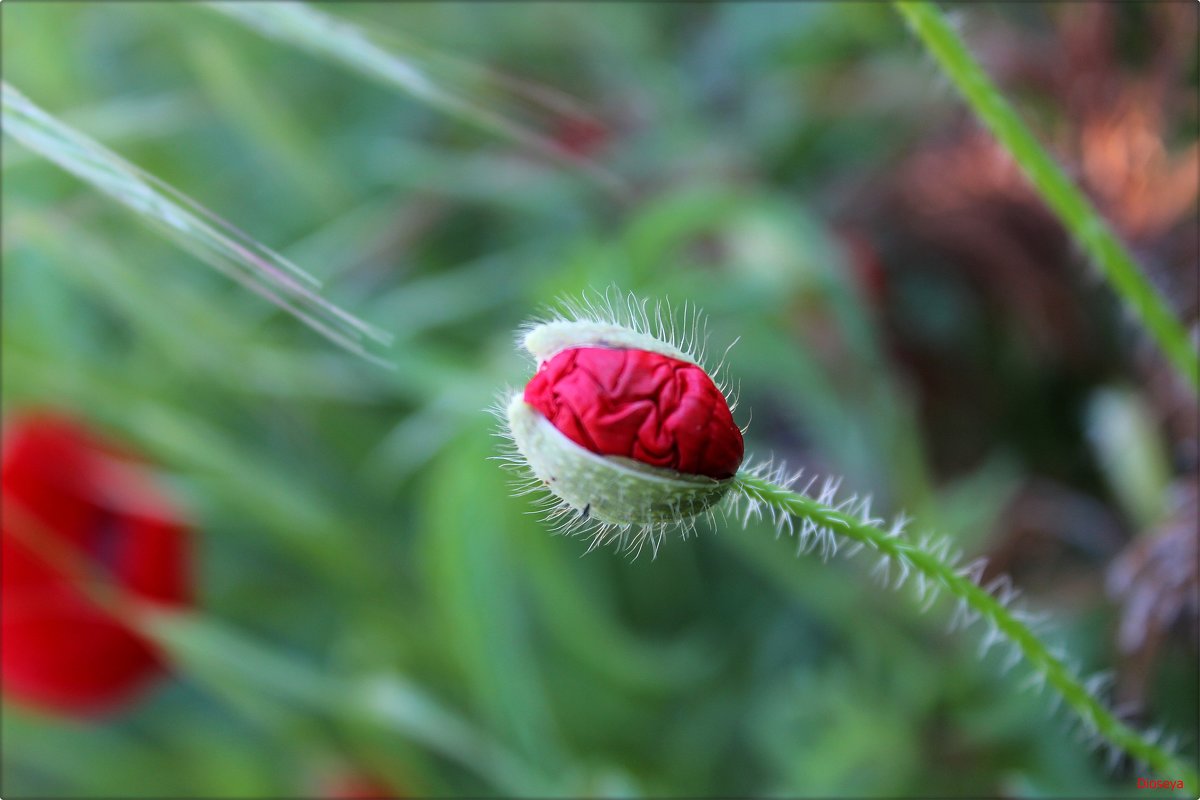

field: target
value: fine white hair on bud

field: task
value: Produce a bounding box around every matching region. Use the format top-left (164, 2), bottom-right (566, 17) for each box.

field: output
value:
top-left (516, 287), bottom-right (742, 408)
top-left (523, 319), bottom-right (692, 366)
top-left (505, 394), bottom-right (732, 525)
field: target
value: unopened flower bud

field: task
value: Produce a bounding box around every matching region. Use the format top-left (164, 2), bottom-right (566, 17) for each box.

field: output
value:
top-left (503, 303), bottom-right (744, 534)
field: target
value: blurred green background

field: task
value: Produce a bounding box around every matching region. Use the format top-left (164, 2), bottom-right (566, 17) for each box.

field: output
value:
top-left (2, 2), bottom-right (1197, 797)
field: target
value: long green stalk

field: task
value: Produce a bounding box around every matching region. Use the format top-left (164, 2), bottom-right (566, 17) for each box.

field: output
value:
top-left (736, 471), bottom-right (1198, 792)
top-left (893, 1), bottom-right (1199, 393)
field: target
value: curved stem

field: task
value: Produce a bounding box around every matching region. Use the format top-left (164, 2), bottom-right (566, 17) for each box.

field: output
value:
top-left (893, 1), bottom-right (1199, 393)
top-left (736, 472), bottom-right (1198, 789)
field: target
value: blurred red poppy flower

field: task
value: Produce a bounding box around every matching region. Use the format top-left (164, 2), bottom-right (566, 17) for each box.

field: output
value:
top-left (523, 346), bottom-right (744, 480)
top-left (1, 411), bottom-right (191, 717)
top-left (322, 773), bottom-right (400, 799)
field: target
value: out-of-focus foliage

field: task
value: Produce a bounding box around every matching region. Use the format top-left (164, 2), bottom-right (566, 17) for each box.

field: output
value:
top-left (2, 2), bottom-right (1196, 797)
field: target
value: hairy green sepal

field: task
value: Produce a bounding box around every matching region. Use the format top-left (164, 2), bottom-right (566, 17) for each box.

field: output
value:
top-left (506, 396), bottom-right (732, 526)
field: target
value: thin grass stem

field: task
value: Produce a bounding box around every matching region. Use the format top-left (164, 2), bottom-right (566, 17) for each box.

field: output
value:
top-left (893, 1), bottom-right (1198, 393)
top-left (1, 82), bottom-right (391, 361)
top-left (204, 1), bottom-right (625, 195)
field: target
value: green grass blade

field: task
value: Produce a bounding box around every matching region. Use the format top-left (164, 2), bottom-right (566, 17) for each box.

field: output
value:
top-left (204, 1), bottom-right (624, 194)
top-left (1, 81), bottom-right (392, 360)
top-left (146, 612), bottom-right (541, 795)
top-left (420, 422), bottom-right (571, 774)
top-left (893, 1), bottom-right (1199, 393)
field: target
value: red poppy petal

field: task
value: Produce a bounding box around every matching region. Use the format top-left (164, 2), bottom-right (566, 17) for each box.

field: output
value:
top-left (1, 591), bottom-right (164, 716)
top-left (1, 411), bottom-right (190, 716)
top-left (524, 347), bottom-right (744, 479)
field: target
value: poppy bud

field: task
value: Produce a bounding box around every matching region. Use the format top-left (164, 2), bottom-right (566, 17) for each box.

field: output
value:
top-left (504, 301), bottom-right (744, 539)
top-left (1, 411), bottom-right (191, 717)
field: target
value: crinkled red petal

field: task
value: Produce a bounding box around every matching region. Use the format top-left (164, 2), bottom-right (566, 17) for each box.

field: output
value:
top-left (523, 347), bottom-right (744, 479)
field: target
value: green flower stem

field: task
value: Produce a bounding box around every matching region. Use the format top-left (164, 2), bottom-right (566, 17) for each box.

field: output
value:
top-left (893, 1), bottom-right (1199, 393)
top-left (736, 472), bottom-right (1199, 789)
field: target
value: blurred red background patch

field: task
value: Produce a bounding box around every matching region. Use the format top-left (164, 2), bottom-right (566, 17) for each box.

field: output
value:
top-left (1, 411), bottom-right (192, 717)
top-left (322, 772), bottom-right (401, 799)
top-left (550, 115), bottom-right (610, 159)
